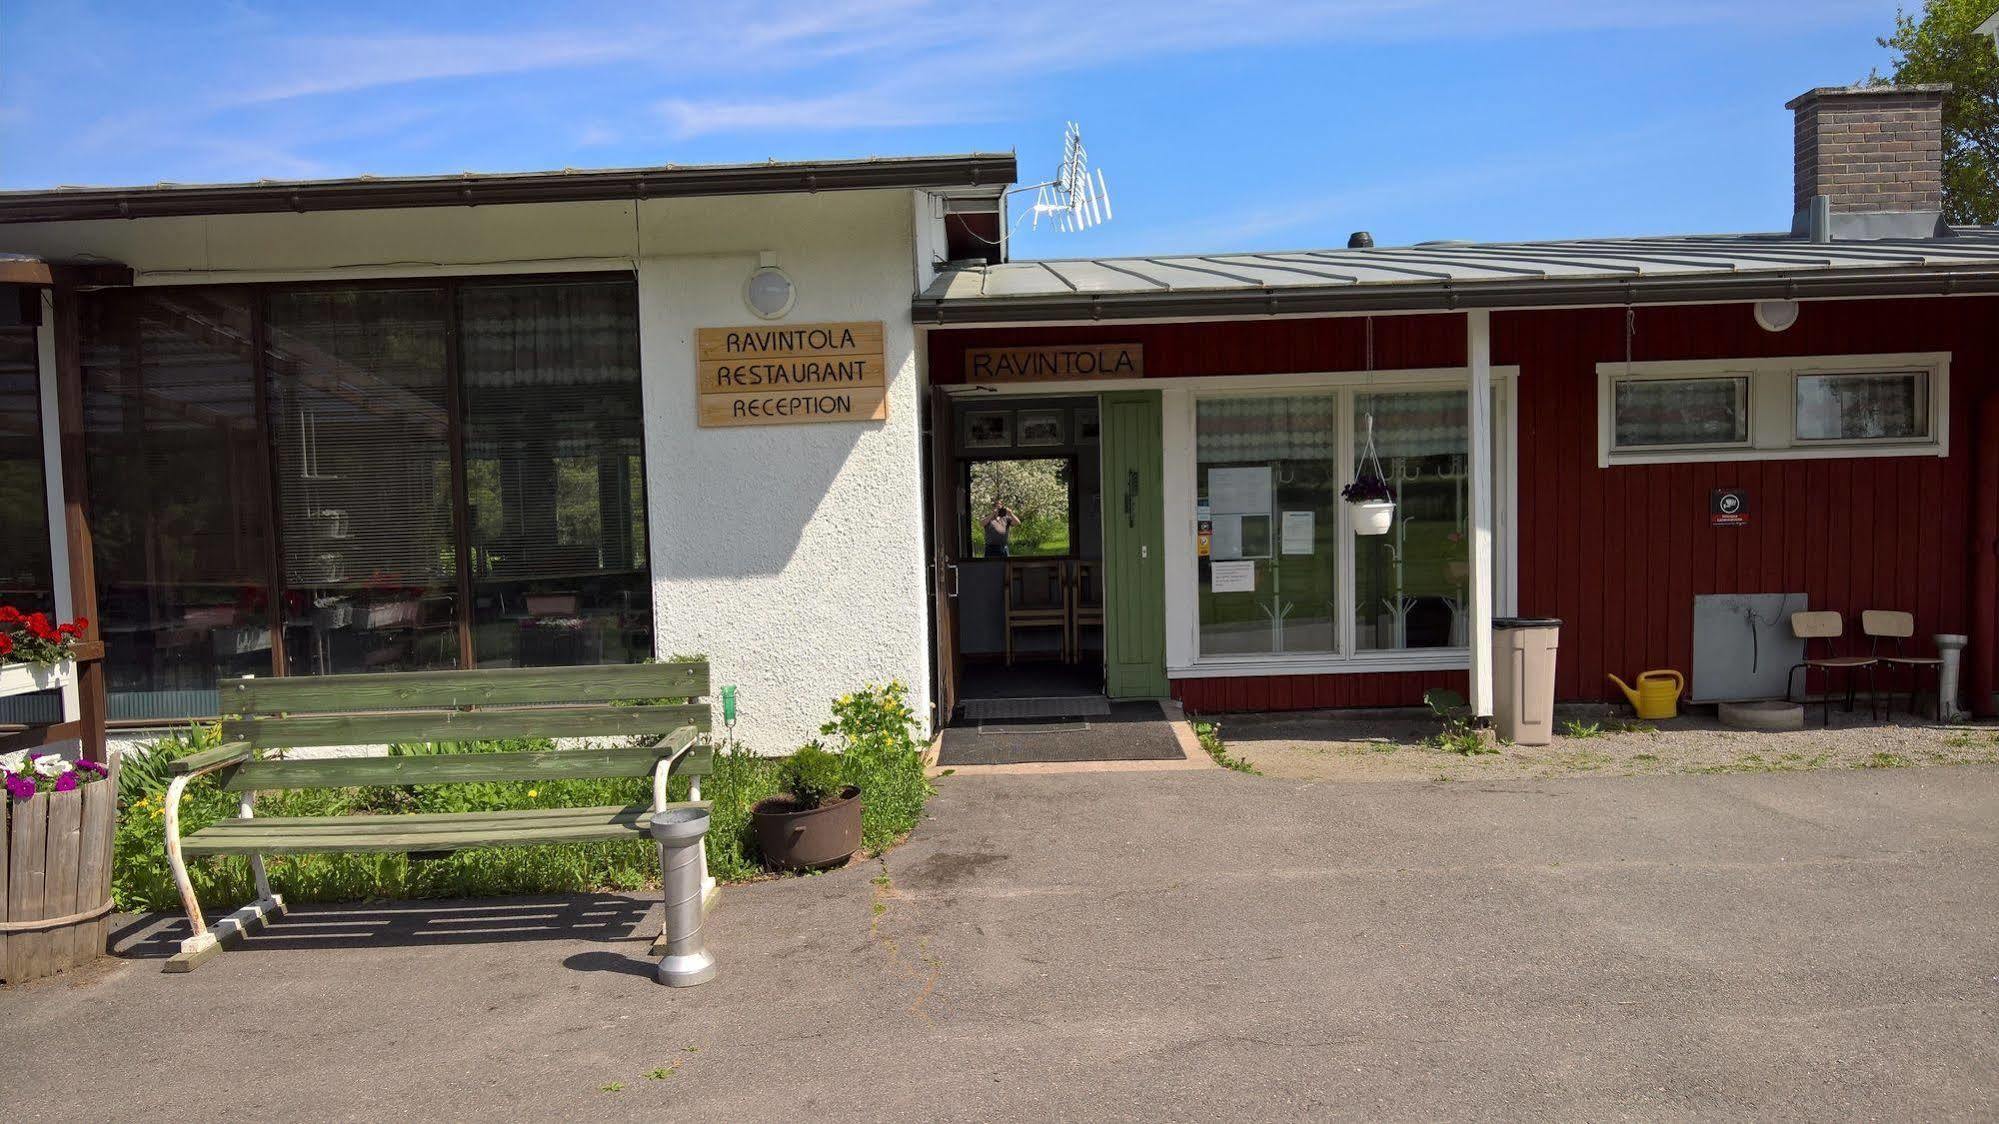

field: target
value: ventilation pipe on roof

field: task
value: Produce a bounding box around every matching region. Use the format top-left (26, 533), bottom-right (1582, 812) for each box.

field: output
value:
top-left (1347, 231), bottom-right (1374, 249)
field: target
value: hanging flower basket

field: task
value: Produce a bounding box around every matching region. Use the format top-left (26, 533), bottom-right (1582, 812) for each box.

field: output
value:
top-left (1345, 414), bottom-right (1398, 536)
top-left (2, 750), bottom-right (120, 984)
top-left (0, 606), bottom-right (91, 700)
top-left (1351, 499), bottom-right (1396, 536)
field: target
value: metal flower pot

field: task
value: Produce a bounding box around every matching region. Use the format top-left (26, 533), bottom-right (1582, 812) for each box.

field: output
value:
top-left (751, 785), bottom-right (863, 871)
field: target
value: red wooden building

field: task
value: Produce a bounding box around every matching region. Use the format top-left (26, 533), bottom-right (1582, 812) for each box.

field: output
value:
top-left (915, 86), bottom-right (1999, 723)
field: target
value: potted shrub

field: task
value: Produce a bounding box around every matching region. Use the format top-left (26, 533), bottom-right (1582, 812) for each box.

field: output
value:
top-left (750, 743), bottom-right (863, 871)
top-left (1342, 473), bottom-right (1396, 536)
top-left (0, 607), bottom-right (89, 699)
top-left (2, 748), bottom-right (119, 983)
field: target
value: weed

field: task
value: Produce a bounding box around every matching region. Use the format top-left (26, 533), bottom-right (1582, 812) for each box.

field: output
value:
top-left (644, 1065), bottom-right (679, 1081)
top-left (601, 1083), bottom-right (625, 1093)
top-left (1561, 720), bottom-right (1604, 739)
top-left (1859, 751), bottom-right (1912, 769)
top-left (1605, 719), bottom-right (1658, 735)
top-left (1632, 753), bottom-right (1660, 763)
top-left (1943, 730), bottom-right (1999, 749)
top-left (1193, 721), bottom-right (1259, 773)
top-left (1423, 690), bottom-right (1496, 755)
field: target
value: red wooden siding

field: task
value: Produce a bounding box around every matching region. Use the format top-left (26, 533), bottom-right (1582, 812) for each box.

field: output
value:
top-left (928, 295), bottom-right (1998, 714)
top-left (1499, 296), bottom-right (1996, 706)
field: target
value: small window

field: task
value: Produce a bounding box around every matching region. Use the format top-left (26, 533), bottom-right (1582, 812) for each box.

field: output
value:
top-left (1795, 370), bottom-right (1928, 442)
top-left (1611, 376), bottom-right (1749, 449)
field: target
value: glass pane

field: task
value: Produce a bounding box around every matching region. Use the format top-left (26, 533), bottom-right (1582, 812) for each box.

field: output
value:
top-left (267, 286), bottom-right (458, 675)
top-left (1195, 395), bottom-right (1338, 655)
top-left (459, 279), bottom-right (651, 668)
top-left (967, 459), bottom-right (1072, 559)
top-left (1354, 390), bottom-right (1469, 651)
top-left (0, 329), bottom-right (51, 613)
top-left (1795, 372), bottom-right (1926, 441)
top-left (1613, 377), bottom-right (1747, 447)
top-left (79, 290), bottom-right (273, 719)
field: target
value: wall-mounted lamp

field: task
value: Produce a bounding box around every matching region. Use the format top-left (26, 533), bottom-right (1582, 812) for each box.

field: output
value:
top-left (1754, 299), bottom-right (1800, 333)
top-left (744, 250), bottom-right (795, 319)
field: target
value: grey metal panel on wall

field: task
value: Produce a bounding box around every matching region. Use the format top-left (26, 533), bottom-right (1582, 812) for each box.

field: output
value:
top-left (1692, 593), bottom-right (1810, 702)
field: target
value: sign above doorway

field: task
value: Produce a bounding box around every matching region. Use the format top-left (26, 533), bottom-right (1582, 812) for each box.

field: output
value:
top-left (964, 343), bottom-right (1143, 384)
top-left (695, 321), bottom-right (887, 427)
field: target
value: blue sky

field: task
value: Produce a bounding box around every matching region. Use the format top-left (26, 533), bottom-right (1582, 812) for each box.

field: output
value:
top-left (0, 1), bottom-right (1915, 258)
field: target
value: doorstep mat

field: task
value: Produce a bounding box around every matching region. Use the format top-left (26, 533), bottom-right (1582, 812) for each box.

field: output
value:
top-left (957, 695), bottom-right (1114, 722)
top-left (936, 702), bottom-right (1186, 766)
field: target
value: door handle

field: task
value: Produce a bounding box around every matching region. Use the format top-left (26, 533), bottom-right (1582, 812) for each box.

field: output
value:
top-left (946, 563), bottom-right (960, 598)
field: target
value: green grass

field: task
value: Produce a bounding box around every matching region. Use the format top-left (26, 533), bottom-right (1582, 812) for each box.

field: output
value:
top-left (115, 691), bottom-right (933, 913)
top-left (1193, 721), bottom-right (1258, 774)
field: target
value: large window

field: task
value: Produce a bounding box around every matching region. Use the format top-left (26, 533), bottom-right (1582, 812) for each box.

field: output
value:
top-left (1196, 395), bottom-right (1340, 656)
top-left (74, 275), bottom-right (650, 720)
top-left (1352, 391), bottom-right (1469, 652)
top-left (1600, 353), bottom-right (1948, 466)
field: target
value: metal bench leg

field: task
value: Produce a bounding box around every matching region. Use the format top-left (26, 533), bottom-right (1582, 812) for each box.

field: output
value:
top-left (162, 772), bottom-right (286, 974)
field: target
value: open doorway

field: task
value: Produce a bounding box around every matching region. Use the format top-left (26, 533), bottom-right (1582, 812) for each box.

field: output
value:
top-left (935, 394), bottom-right (1106, 721)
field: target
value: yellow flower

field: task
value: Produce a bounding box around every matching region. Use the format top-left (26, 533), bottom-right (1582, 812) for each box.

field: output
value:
top-left (527, 788), bottom-right (539, 798)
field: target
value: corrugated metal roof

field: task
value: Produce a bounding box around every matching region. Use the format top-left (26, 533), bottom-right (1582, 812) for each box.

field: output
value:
top-left (916, 229), bottom-right (1999, 323)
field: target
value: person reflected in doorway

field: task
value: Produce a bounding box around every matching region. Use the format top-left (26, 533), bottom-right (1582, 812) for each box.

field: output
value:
top-left (983, 499), bottom-right (1021, 558)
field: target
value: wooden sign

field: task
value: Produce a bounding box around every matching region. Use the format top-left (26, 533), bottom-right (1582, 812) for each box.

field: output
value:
top-left (695, 321), bottom-right (887, 427)
top-left (964, 343), bottom-right (1142, 383)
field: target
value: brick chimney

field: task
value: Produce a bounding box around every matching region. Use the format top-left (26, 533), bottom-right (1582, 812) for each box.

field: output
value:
top-left (1787, 84), bottom-right (1949, 240)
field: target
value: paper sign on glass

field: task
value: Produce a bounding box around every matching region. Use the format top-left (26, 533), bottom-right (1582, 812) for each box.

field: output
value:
top-left (1210, 514), bottom-right (1243, 560)
top-left (1281, 511), bottom-right (1316, 555)
top-left (1207, 467), bottom-right (1271, 515)
top-left (1210, 559), bottom-right (1256, 594)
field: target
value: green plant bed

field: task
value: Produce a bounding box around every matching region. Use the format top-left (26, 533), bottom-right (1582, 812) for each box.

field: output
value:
top-left (114, 682), bottom-right (933, 912)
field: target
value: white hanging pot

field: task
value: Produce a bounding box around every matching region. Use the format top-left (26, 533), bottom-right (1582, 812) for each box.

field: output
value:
top-left (1352, 500), bottom-right (1396, 536)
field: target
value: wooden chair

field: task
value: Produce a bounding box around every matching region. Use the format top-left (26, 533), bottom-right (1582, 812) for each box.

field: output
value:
top-left (161, 661), bottom-right (714, 972)
top-left (1004, 560), bottom-right (1071, 665)
top-left (1068, 560), bottom-right (1104, 665)
top-left (1863, 610), bottom-right (1943, 717)
top-left (1785, 611), bottom-right (1877, 727)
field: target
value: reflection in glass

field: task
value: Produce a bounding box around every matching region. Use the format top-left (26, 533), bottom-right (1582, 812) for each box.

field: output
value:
top-left (79, 290), bottom-right (274, 719)
top-left (1353, 390), bottom-right (1469, 651)
top-left (1613, 377), bottom-right (1748, 448)
top-left (267, 286), bottom-right (459, 675)
top-left (459, 280), bottom-right (650, 667)
top-left (1195, 395), bottom-right (1338, 655)
top-left (966, 458), bottom-right (1073, 559)
top-left (1795, 371), bottom-right (1926, 441)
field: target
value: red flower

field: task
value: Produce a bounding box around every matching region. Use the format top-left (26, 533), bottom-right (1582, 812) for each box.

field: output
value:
top-left (70, 617), bottom-right (88, 631)
top-left (0, 634), bottom-right (14, 656)
top-left (57, 623), bottom-right (77, 637)
top-left (0, 606), bottom-right (20, 624)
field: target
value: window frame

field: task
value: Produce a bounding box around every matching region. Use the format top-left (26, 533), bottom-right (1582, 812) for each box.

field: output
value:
top-left (1152, 366), bottom-right (1519, 680)
top-left (1790, 367), bottom-right (1931, 445)
top-left (1604, 372), bottom-right (1754, 456)
top-left (1597, 352), bottom-right (1950, 467)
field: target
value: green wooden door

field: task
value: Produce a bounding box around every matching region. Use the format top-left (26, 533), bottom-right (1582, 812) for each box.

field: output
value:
top-left (1099, 391), bottom-right (1168, 698)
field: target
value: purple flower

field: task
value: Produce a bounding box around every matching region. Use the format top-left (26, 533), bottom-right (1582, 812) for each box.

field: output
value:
top-left (72, 759), bottom-right (108, 776)
top-left (4, 772), bottom-right (35, 801)
top-left (53, 770), bottom-right (79, 792)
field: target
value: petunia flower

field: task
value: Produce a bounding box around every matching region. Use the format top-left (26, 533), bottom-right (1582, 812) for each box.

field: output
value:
top-left (31, 753), bottom-right (67, 777)
top-left (4, 772), bottom-right (35, 801)
top-left (53, 770), bottom-right (78, 792)
top-left (0, 749), bottom-right (26, 774)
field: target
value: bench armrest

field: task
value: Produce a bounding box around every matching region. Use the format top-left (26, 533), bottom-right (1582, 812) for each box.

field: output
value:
top-left (169, 740), bottom-right (254, 775)
top-left (651, 725), bottom-right (701, 811)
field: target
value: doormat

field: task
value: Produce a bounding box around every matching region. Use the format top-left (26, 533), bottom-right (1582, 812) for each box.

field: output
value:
top-left (937, 702), bottom-right (1185, 766)
top-left (958, 695), bottom-right (1113, 722)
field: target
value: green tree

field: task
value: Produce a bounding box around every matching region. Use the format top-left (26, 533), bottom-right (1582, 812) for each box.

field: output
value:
top-left (1875, 0), bottom-right (1999, 224)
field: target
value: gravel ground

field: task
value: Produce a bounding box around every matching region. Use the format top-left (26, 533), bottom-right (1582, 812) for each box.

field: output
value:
top-left (1219, 705), bottom-right (1999, 783)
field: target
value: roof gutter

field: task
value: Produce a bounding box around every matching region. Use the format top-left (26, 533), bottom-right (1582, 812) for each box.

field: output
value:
top-left (0, 154), bottom-right (1019, 225)
top-left (912, 263), bottom-right (1999, 326)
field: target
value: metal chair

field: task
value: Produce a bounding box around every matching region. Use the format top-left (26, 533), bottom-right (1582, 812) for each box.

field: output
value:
top-left (1004, 560), bottom-right (1071, 666)
top-left (1786, 610), bottom-right (1877, 727)
top-left (1863, 610), bottom-right (1943, 718)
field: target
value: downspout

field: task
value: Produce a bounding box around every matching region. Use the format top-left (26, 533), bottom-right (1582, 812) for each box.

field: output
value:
top-left (1972, 393), bottom-right (1999, 717)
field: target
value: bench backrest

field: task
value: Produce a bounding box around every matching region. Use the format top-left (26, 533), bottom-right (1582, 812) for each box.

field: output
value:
top-left (216, 661), bottom-right (710, 793)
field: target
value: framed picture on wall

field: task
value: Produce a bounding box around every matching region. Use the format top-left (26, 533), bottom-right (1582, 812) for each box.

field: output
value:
top-left (1075, 407), bottom-right (1100, 443)
top-left (963, 410), bottom-right (1013, 450)
top-left (1017, 409), bottom-right (1066, 447)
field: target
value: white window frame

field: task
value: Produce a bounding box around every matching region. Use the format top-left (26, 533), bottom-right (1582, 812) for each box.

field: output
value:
top-left (1159, 366), bottom-right (1519, 680)
top-left (1604, 373), bottom-right (1754, 457)
top-left (1790, 367), bottom-right (1932, 445)
top-left (1597, 352), bottom-right (1950, 467)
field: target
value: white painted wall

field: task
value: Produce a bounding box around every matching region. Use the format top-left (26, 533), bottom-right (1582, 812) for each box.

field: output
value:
top-left (4, 188), bottom-right (947, 752)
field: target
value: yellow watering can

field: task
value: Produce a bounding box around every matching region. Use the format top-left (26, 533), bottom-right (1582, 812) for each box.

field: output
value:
top-left (1607, 670), bottom-right (1685, 720)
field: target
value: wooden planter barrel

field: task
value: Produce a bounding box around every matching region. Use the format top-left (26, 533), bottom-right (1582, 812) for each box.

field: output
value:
top-left (1, 754), bottom-right (119, 984)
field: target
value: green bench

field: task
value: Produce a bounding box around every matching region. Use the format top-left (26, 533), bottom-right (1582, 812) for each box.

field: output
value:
top-left (161, 661), bottom-right (715, 972)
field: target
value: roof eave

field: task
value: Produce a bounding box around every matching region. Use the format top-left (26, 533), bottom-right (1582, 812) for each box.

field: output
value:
top-left (912, 265), bottom-right (1999, 325)
top-left (0, 154), bottom-right (1019, 225)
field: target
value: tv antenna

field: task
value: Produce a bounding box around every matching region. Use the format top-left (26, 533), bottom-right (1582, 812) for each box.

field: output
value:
top-left (1001, 122), bottom-right (1113, 255)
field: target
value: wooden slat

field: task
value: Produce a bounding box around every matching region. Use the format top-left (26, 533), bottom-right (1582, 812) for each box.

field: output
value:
top-left (42, 788), bottom-right (81, 976)
top-left (166, 739), bottom-right (253, 775)
top-left (220, 740), bottom-right (709, 791)
top-left (220, 662), bottom-right (709, 715)
top-left (0, 793), bottom-right (9, 981)
top-left (76, 757), bottom-right (115, 965)
top-left (182, 802), bottom-right (705, 855)
top-left (8, 793), bottom-right (47, 981)
top-left (223, 703), bottom-right (710, 749)
top-left (202, 804), bottom-right (657, 829)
